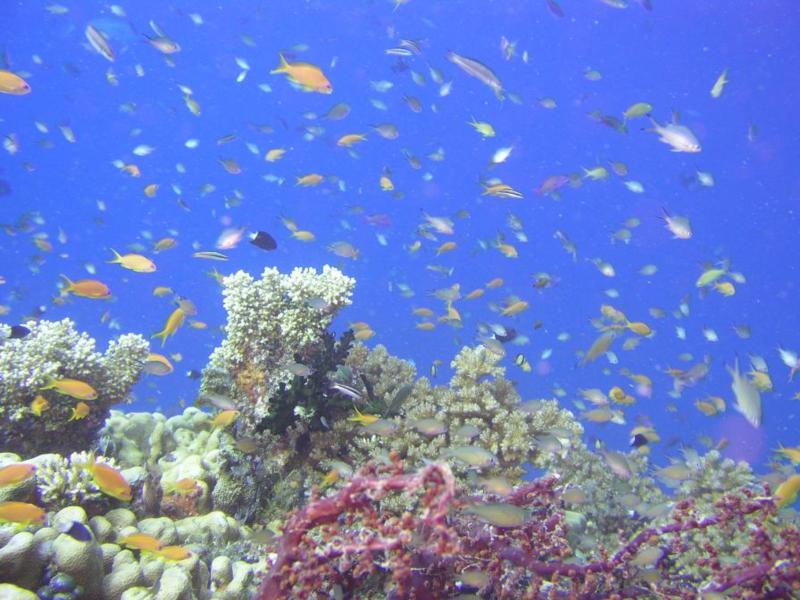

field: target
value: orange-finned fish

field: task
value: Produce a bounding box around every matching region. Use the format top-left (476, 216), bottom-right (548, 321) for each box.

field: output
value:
top-left (0, 501), bottom-right (46, 526)
top-left (85, 454), bottom-right (132, 501)
top-left (0, 70), bottom-right (31, 95)
top-left (68, 401), bottom-right (90, 421)
top-left (60, 275), bottom-right (111, 299)
top-left (40, 378), bottom-right (98, 401)
top-left (271, 53), bottom-right (332, 94)
top-left (0, 464), bottom-right (36, 487)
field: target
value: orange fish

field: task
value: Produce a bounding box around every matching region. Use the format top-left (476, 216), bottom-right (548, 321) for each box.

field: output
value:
top-left (166, 478), bottom-right (200, 496)
top-left (85, 454), bottom-right (132, 501)
top-left (0, 501), bottom-right (46, 526)
top-left (40, 378), bottom-right (98, 401)
top-left (155, 545), bottom-right (192, 561)
top-left (0, 464), bottom-right (36, 487)
top-left (271, 53), bottom-right (332, 94)
top-left (120, 532), bottom-right (163, 552)
top-left (60, 275), bottom-right (111, 299)
top-left (0, 70), bottom-right (31, 95)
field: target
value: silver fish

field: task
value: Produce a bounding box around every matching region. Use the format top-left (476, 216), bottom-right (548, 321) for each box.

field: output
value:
top-left (446, 51), bottom-right (504, 98)
top-left (648, 117), bottom-right (701, 153)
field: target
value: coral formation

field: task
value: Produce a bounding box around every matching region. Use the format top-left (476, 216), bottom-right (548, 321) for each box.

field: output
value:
top-left (258, 455), bottom-right (800, 599)
top-left (99, 408), bottom-right (266, 523)
top-left (0, 319), bottom-right (148, 455)
top-left (0, 503), bottom-right (263, 600)
top-left (199, 266), bottom-right (355, 436)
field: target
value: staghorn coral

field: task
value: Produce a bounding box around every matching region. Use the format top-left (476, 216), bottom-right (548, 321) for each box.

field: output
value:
top-left (200, 266), bottom-right (355, 436)
top-left (0, 319), bottom-right (148, 455)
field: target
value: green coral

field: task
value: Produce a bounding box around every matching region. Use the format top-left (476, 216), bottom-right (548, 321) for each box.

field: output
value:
top-left (0, 319), bottom-right (148, 455)
top-left (200, 266), bottom-right (355, 435)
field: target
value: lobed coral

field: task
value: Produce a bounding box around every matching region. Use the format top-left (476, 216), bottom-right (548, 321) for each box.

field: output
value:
top-left (0, 319), bottom-right (148, 455)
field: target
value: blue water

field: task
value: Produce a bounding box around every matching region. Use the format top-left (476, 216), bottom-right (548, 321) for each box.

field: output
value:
top-left (2, 0), bottom-right (799, 474)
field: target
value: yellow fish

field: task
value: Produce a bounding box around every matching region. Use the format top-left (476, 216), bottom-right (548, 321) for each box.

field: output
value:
top-left (212, 409), bottom-right (240, 429)
top-left (265, 148), bottom-right (287, 162)
top-left (0, 70), bottom-right (31, 95)
top-left (40, 378), bottom-right (97, 401)
top-left (108, 249), bottom-right (156, 273)
top-left (152, 308), bottom-right (186, 347)
top-left (775, 474), bottom-right (800, 509)
top-left (271, 53), bottom-right (332, 94)
top-left (30, 394), bottom-right (50, 416)
top-left (347, 406), bottom-right (380, 426)
top-left (296, 174), bottom-right (324, 187)
top-left (68, 401), bottom-right (90, 421)
top-left (337, 134), bottom-right (367, 148)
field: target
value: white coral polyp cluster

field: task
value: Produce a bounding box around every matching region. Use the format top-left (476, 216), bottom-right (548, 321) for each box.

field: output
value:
top-left (0, 318), bottom-right (149, 419)
top-left (34, 451), bottom-right (120, 508)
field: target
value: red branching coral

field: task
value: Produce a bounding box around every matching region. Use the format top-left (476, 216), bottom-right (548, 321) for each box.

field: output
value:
top-left (257, 455), bottom-right (800, 599)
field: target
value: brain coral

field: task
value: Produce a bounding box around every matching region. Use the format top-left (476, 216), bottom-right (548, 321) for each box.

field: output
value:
top-left (0, 319), bottom-right (148, 455)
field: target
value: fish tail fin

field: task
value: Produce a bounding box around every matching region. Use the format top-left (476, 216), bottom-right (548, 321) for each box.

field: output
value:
top-left (107, 248), bottom-right (122, 264)
top-left (59, 274), bottom-right (74, 294)
top-left (151, 329), bottom-right (167, 347)
top-left (270, 53), bottom-right (289, 74)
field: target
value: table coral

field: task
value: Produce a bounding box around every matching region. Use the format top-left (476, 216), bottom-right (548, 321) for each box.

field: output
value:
top-left (0, 319), bottom-right (148, 455)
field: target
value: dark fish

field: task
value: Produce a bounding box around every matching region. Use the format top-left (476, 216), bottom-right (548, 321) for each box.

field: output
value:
top-left (186, 369), bottom-right (202, 380)
top-left (546, 0), bottom-right (565, 17)
top-left (494, 327), bottom-right (517, 343)
top-left (0, 179), bottom-right (11, 196)
top-left (57, 520), bottom-right (93, 542)
top-left (8, 325), bottom-right (30, 339)
top-left (196, 392), bottom-right (237, 411)
top-left (630, 433), bottom-right (649, 448)
top-left (249, 231), bottom-right (277, 251)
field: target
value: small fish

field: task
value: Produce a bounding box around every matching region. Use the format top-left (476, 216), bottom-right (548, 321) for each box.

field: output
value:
top-left (120, 532), bottom-right (163, 552)
top-left (710, 68), bottom-right (729, 98)
top-left (211, 409), bottom-right (240, 429)
top-left (444, 446), bottom-right (496, 468)
top-left (661, 209), bottom-right (692, 240)
top-left (30, 395), bottom-right (50, 416)
top-left (728, 358), bottom-right (761, 428)
top-left (464, 502), bottom-right (527, 528)
top-left (648, 116), bottom-right (701, 153)
top-left (775, 474), bottom-right (800, 509)
top-left (249, 231), bottom-right (277, 251)
top-left (0, 501), bottom-right (46, 526)
top-left (68, 401), bottom-right (90, 421)
top-left (85, 454), bottom-right (132, 501)
top-left (108, 249), bottom-right (156, 273)
top-left (40, 378), bottom-right (97, 400)
top-left (0, 70), bottom-right (32, 95)
top-left (60, 275), bottom-right (111, 299)
top-left (143, 353), bottom-right (174, 376)
top-left (85, 24), bottom-right (115, 62)
top-left (447, 51), bottom-right (504, 99)
top-left (155, 545), bottom-right (192, 561)
top-left (0, 464), bottom-right (36, 487)
top-left (192, 251), bottom-right (228, 261)
top-left (152, 307), bottom-right (186, 347)
top-left (271, 53), bottom-right (332, 94)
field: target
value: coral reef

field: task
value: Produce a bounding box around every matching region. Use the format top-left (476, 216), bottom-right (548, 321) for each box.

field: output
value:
top-left (0, 503), bottom-right (263, 600)
top-left (0, 319), bottom-right (148, 455)
top-left (199, 266), bottom-right (355, 436)
top-left (258, 455), bottom-right (800, 599)
top-left (99, 408), bottom-right (267, 523)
